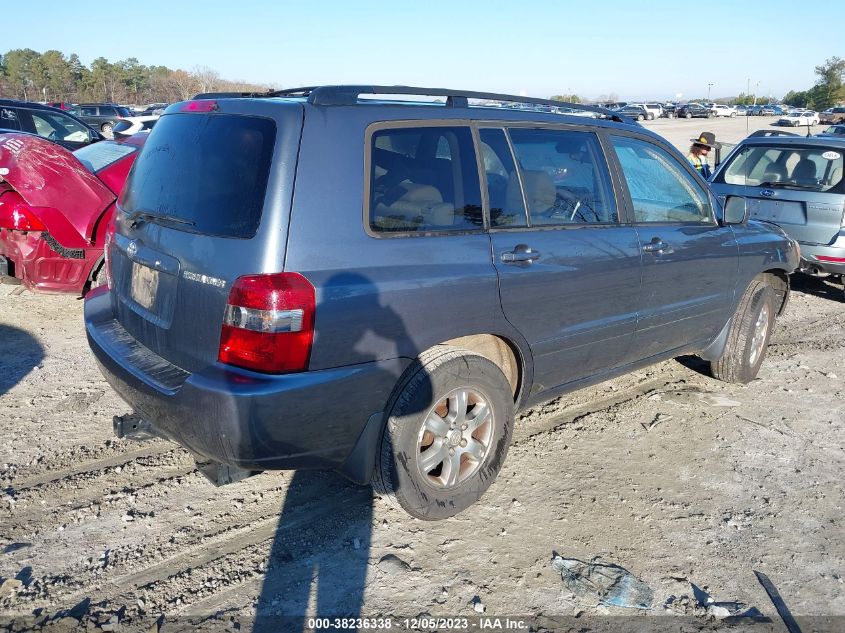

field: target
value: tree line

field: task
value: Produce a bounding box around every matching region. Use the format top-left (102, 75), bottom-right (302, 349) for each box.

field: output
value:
top-left (0, 49), bottom-right (270, 105)
top-left (3, 48), bottom-right (842, 110)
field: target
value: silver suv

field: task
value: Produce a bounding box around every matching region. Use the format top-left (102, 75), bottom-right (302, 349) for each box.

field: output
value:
top-left (710, 135), bottom-right (845, 291)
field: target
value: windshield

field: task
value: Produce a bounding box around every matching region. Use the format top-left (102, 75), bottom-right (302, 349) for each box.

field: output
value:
top-left (119, 113), bottom-right (276, 238)
top-left (719, 144), bottom-right (843, 192)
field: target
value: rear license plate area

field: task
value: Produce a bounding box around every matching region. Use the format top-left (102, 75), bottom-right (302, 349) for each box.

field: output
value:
top-left (130, 261), bottom-right (160, 310)
top-left (748, 199), bottom-right (806, 225)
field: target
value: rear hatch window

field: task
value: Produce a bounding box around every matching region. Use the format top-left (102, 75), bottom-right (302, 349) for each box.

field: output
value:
top-left (717, 144), bottom-right (843, 192)
top-left (119, 113), bottom-right (276, 238)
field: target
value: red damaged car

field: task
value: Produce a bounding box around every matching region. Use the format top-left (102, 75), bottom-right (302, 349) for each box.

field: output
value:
top-left (0, 132), bottom-right (146, 294)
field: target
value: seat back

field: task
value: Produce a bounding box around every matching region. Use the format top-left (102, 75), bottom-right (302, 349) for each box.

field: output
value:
top-left (761, 163), bottom-right (788, 183)
top-left (792, 158), bottom-right (817, 184)
top-left (374, 182), bottom-right (455, 229)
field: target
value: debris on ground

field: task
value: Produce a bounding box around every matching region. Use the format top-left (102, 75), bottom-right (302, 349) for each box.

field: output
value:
top-left (551, 555), bottom-right (653, 609)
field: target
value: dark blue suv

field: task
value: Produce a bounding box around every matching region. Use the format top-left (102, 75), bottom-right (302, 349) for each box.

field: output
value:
top-left (84, 86), bottom-right (798, 519)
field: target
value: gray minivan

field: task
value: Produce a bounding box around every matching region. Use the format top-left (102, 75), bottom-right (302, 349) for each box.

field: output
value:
top-left (710, 135), bottom-right (845, 285)
top-left (84, 86), bottom-right (798, 519)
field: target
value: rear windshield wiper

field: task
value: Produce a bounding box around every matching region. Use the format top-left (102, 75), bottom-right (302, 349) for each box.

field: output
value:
top-left (757, 181), bottom-right (820, 190)
top-left (125, 209), bottom-right (196, 228)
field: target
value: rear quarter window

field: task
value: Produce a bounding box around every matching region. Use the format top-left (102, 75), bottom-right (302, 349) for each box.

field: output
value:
top-left (119, 113), bottom-right (276, 238)
top-left (367, 125), bottom-right (483, 234)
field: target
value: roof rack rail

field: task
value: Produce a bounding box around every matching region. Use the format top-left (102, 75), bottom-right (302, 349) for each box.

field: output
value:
top-left (194, 85), bottom-right (633, 124)
top-left (748, 130), bottom-right (800, 138)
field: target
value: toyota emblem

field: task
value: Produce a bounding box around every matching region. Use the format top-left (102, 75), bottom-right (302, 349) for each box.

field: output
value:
top-left (127, 241), bottom-right (138, 258)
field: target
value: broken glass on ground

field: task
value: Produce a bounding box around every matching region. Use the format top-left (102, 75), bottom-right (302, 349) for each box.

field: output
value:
top-left (551, 555), bottom-right (654, 610)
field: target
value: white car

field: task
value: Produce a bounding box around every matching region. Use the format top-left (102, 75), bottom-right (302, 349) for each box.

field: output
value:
top-left (777, 110), bottom-right (819, 127)
top-left (711, 104), bottom-right (736, 117)
top-left (111, 115), bottom-right (160, 139)
top-left (627, 102), bottom-right (662, 120)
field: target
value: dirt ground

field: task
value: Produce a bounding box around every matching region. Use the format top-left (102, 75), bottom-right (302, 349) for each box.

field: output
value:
top-left (1, 115), bottom-right (843, 632)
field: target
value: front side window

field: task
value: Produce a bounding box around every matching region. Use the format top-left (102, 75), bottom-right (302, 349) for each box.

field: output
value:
top-left (508, 128), bottom-right (617, 226)
top-left (718, 144), bottom-right (843, 192)
top-left (611, 135), bottom-right (713, 224)
top-left (368, 126), bottom-right (482, 233)
top-left (81, 106), bottom-right (97, 117)
top-left (26, 110), bottom-right (90, 143)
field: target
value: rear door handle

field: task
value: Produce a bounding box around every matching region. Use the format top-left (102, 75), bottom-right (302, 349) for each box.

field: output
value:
top-left (501, 244), bottom-right (541, 264)
top-left (642, 238), bottom-right (671, 254)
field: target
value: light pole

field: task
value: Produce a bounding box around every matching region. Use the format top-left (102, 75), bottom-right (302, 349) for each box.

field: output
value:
top-left (753, 81), bottom-right (760, 106)
top-left (707, 83), bottom-right (714, 101)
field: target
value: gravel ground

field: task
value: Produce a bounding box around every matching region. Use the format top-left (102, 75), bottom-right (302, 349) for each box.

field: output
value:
top-left (0, 115), bottom-right (843, 632)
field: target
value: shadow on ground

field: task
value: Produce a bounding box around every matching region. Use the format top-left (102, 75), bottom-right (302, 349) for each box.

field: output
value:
top-left (0, 324), bottom-right (44, 396)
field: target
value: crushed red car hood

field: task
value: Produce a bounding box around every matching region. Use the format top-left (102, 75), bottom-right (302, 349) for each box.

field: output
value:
top-left (0, 133), bottom-right (115, 249)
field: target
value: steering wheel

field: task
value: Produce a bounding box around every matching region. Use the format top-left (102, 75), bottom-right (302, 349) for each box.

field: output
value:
top-left (540, 189), bottom-right (598, 223)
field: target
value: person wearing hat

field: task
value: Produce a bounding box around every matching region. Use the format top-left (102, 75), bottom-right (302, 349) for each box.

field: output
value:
top-left (687, 131), bottom-right (721, 179)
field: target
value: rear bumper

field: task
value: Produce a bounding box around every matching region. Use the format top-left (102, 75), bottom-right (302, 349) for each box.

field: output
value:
top-left (799, 234), bottom-right (845, 275)
top-left (0, 229), bottom-right (99, 294)
top-left (84, 290), bottom-right (409, 475)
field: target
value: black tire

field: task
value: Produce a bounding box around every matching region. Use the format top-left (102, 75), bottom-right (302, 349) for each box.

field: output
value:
top-left (685, 112), bottom-right (692, 119)
top-left (373, 345), bottom-right (514, 520)
top-left (101, 123), bottom-right (113, 137)
top-left (637, 114), bottom-right (645, 121)
top-left (709, 278), bottom-right (776, 384)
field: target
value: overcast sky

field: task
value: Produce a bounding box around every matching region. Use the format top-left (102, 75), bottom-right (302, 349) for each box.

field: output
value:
top-left (4, 0), bottom-right (839, 101)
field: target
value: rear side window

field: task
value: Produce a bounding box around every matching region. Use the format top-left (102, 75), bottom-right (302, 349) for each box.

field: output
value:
top-left (0, 107), bottom-right (20, 130)
top-left (507, 128), bottom-right (617, 226)
top-left (718, 144), bottom-right (843, 192)
top-left (120, 113), bottom-right (276, 238)
top-left (368, 126), bottom-right (483, 233)
top-left (611, 135), bottom-right (713, 224)
top-left (74, 141), bottom-right (137, 173)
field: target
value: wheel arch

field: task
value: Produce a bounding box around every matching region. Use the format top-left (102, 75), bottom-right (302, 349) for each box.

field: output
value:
top-left (761, 269), bottom-right (790, 316)
top-left (440, 333), bottom-right (523, 401)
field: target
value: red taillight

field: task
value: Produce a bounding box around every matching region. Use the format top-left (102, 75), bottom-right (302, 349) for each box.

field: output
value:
top-left (816, 255), bottom-right (845, 263)
top-left (0, 196), bottom-right (46, 231)
top-left (179, 100), bottom-right (219, 113)
top-left (217, 272), bottom-right (316, 374)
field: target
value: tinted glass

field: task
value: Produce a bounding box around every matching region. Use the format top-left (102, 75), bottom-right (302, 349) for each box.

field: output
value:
top-left (112, 120), bottom-right (133, 134)
top-left (719, 144), bottom-right (843, 192)
top-left (508, 128), bottom-right (617, 225)
top-left (26, 109), bottom-right (90, 143)
top-left (369, 126), bottom-right (483, 233)
top-left (117, 107), bottom-right (132, 117)
top-left (120, 113), bottom-right (276, 238)
top-left (99, 107), bottom-right (116, 116)
top-left (611, 135), bottom-right (712, 223)
top-left (479, 128), bottom-right (527, 228)
top-left (74, 141), bottom-right (137, 173)
top-left (0, 107), bottom-right (20, 131)
top-left (81, 107), bottom-right (97, 117)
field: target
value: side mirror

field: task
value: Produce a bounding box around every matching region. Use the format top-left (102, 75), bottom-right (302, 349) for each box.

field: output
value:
top-left (723, 196), bottom-right (748, 225)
